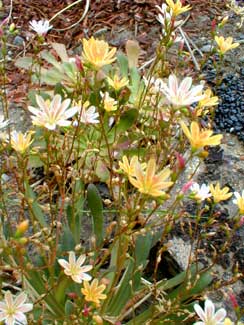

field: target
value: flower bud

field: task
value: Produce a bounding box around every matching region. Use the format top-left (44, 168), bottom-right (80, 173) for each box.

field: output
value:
top-left (75, 55), bottom-right (83, 72)
top-left (15, 220), bottom-right (29, 237)
top-left (92, 315), bottom-right (103, 324)
top-left (9, 23), bottom-right (15, 33)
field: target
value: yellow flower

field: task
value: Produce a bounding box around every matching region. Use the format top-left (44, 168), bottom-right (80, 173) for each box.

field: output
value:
top-left (119, 156), bottom-right (146, 177)
top-left (215, 36), bottom-right (239, 55)
top-left (129, 158), bottom-right (173, 197)
top-left (224, 318), bottom-right (233, 325)
top-left (11, 130), bottom-right (34, 154)
top-left (82, 37), bottom-right (116, 69)
top-left (165, 0), bottom-right (191, 16)
top-left (81, 279), bottom-right (107, 305)
top-left (16, 220), bottom-right (29, 236)
top-left (180, 121), bottom-right (222, 150)
top-left (107, 74), bottom-right (129, 91)
top-left (198, 89), bottom-right (219, 107)
top-left (233, 191), bottom-right (244, 214)
top-left (209, 183), bottom-right (232, 203)
top-left (101, 92), bottom-right (118, 112)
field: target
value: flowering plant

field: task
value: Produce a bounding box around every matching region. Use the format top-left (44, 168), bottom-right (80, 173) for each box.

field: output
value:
top-left (0, 1), bottom-right (243, 324)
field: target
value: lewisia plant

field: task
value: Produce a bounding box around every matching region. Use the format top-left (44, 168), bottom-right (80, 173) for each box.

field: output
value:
top-left (29, 19), bottom-right (52, 36)
top-left (121, 156), bottom-right (173, 197)
top-left (194, 299), bottom-right (227, 325)
top-left (28, 94), bottom-right (78, 130)
top-left (215, 35), bottom-right (240, 55)
top-left (160, 74), bottom-right (205, 107)
top-left (180, 121), bottom-right (223, 150)
top-left (82, 37), bottom-right (117, 69)
top-left (0, 291), bottom-right (33, 325)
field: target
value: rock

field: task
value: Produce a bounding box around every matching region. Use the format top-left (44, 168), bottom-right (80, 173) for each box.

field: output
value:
top-left (13, 35), bottom-right (25, 46)
top-left (201, 44), bottom-right (214, 53)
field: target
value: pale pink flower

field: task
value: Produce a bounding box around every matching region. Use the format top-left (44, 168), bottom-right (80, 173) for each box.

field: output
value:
top-left (29, 19), bottom-right (52, 36)
top-left (0, 291), bottom-right (33, 325)
top-left (80, 105), bottom-right (99, 124)
top-left (28, 94), bottom-right (78, 130)
top-left (161, 74), bottom-right (204, 107)
top-left (58, 251), bottom-right (92, 283)
top-left (156, 4), bottom-right (183, 33)
top-left (194, 299), bottom-right (227, 325)
top-left (0, 115), bottom-right (9, 130)
top-left (191, 183), bottom-right (212, 201)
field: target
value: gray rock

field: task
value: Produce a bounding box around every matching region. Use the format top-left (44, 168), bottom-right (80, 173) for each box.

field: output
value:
top-left (13, 35), bottom-right (25, 46)
top-left (201, 44), bottom-right (214, 53)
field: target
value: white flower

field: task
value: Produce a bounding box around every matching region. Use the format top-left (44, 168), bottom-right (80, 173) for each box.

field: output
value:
top-left (143, 76), bottom-right (165, 93)
top-left (191, 183), bottom-right (212, 201)
top-left (80, 105), bottom-right (99, 124)
top-left (29, 19), bottom-right (52, 36)
top-left (58, 251), bottom-right (92, 283)
top-left (0, 115), bottom-right (9, 130)
top-left (156, 4), bottom-right (183, 31)
top-left (194, 299), bottom-right (227, 325)
top-left (160, 74), bottom-right (204, 107)
top-left (156, 4), bottom-right (172, 28)
top-left (233, 190), bottom-right (244, 214)
top-left (0, 291), bottom-right (33, 325)
top-left (28, 94), bottom-right (78, 130)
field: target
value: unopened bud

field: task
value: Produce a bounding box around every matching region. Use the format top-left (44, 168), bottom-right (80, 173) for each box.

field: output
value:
top-left (9, 23), bottom-right (15, 33)
top-left (75, 55), bottom-right (83, 72)
top-left (93, 315), bottom-right (103, 324)
top-left (15, 220), bottom-right (29, 237)
top-left (218, 16), bottom-right (228, 28)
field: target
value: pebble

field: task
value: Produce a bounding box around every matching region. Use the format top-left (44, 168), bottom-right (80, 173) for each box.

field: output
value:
top-left (13, 35), bottom-right (25, 46)
top-left (200, 44), bottom-right (214, 53)
top-left (203, 61), bottom-right (244, 142)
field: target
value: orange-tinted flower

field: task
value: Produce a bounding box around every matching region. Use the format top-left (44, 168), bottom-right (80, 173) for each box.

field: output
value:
top-left (119, 156), bottom-right (146, 177)
top-left (209, 183), bottom-right (232, 203)
top-left (107, 74), bottom-right (129, 91)
top-left (180, 121), bottom-right (222, 150)
top-left (11, 130), bottom-right (34, 154)
top-left (129, 158), bottom-right (173, 197)
top-left (101, 92), bottom-right (118, 112)
top-left (82, 37), bottom-right (116, 69)
top-left (81, 279), bottom-right (107, 305)
top-left (198, 89), bottom-right (219, 107)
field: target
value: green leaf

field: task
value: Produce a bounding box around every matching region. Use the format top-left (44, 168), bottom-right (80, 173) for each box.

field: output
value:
top-left (60, 226), bottom-right (76, 251)
top-left (168, 269), bottom-right (212, 301)
top-left (15, 56), bottom-right (33, 69)
top-left (41, 68), bottom-right (63, 85)
top-left (40, 50), bottom-right (61, 69)
top-left (95, 160), bottom-right (110, 182)
top-left (24, 181), bottom-right (47, 227)
top-left (25, 270), bottom-right (64, 317)
top-left (66, 180), bottom-right (84, 243)
top-left (117, 52), bottom-right (129, 77)
top-left (106, 258), bottom-right (134, 316)
top-left (116, 109), bottom-right (138, 134)
top-left (51, 42), bottom-right (69, 62)
top-left (87, 184), bottom-right (104, 247)
top-left (125, 40), bottom-right (140, 68)
top-left (65, 300), bottom-right (74, 316)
